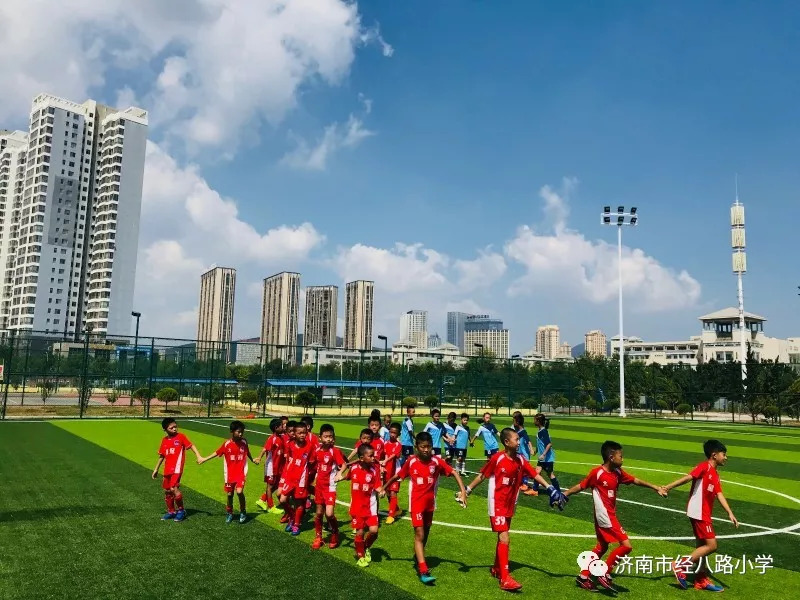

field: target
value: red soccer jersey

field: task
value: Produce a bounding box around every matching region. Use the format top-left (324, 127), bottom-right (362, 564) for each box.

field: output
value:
top-left (480, 452), bottom-right (538, 518)
top-left (262, 434), bottom-right (285, 479)
top-left (346, 462), bottom-right (381, 518)
top-left (686, 461), bottom-right (721, 522)
top-left (215, 438), bottom-right (250, 483)
top-left (158, 433), bottom-right (193, 476)
top-left (579, 465), bottom-right (635, 528)
top-left (315, 446), bottom-right (347, 492)
top-left (307, 432), bottom-right (319, 450)
top-left (398, 455), bottom-right (453, 513)
top-left (383, 440), bottom-right (402, 479)
top-left (355, 438), bottom-right (385, 461)
top-left (283, 440), bottom-right (316, 486)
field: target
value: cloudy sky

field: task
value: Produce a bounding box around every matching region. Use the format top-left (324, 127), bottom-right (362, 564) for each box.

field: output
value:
top-left (2, 1), bottom-right (799, 352)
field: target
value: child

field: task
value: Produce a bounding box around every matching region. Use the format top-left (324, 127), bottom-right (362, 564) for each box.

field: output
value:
top-left (463, 428), bottom-right (566, 591)
top-left (531, 413), bottom-right (557, 495)
top-left (198, 420), bottom-right (257, 524)
top-left (400, 404), bottom-right (416, 466)
top-left (664, 440), bottom-right (739, 592)
top-left (380, 431), bottom-right (468, 584)
top-left (564, 440), bottom-right (666, 592)
top-left (277, 421), bottom-right (316, 535)
top-left (347, 428), bottom-right (383, 462)
top-left (311, 424), bottom-right (346, 550)
top-left (512, 413), bottom-right (537, 496)
top-left (335, 444), bottom-right (381, 568)
top-left (151, 417), bottom-right (203, 522)
top-left (301, 415), bottom-right (319, 510)
top-left (454, 413), bottom-right (470, 475)
top-left (470, 412), bottom-right (499, 458)
top-left (443, 412), bottom-right (458, 465)
top-left (367, 413), bottom-right (386, 460)
top-left (381, 423), bottom-right (403, 523)
top-left (280, 416), bottom-right (290, 442)
top-left (255, 418), bottom-right (285, 514)
top-left (422, 408), bottom-right (448, 455)
top-left (379, 413), bottom-right (393, 441)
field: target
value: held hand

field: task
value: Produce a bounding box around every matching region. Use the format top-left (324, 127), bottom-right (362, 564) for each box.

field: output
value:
top-left (537, 455), bottom-right (544, 462)
top-left (196, 457), bottom-right (202, 464)
top-left (459, 491), bottom-right (468, 508)
top-left (729, 513), bottom-right (739, 528)
top-left (253, 458), bottom-right (260, 465)
top-left (469, 442), bottom-right (474, 447)
top-left (151, 470), bottom-right (158, 480)
top-left (377, 487), bottom-right (386, 498)
top-left (657, 486), bottom-right (668, 497)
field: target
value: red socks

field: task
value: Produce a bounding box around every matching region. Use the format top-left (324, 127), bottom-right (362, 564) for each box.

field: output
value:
top-left (294, 505), bottom-right (304, 526)
top-left (419, 561), bottom-right (429, 574)
top-left (606, 545), bottom-right (632, 573)
top-left (225, 505), bottom-right (233, 514)
top-left (260, 493), bottom-right (268, 502)
top-left (354, 534), bottom-right (365, 558)
top-left (497, 541), bottom-right (510, 579)
top-left (174, 492), bottom-right (184, 510)
top-left (314, 514), bottom-right (323, 538)
top-left (266, 493), bottom-right (274, 508)
top-left (328, 515), bottom-right (339, 534)
top-left (389, 495), bottom-right (398, 517)
top-left (365, 531), bottom-right (378, 549)
top-left (164, 492), bottom-right (175, 513)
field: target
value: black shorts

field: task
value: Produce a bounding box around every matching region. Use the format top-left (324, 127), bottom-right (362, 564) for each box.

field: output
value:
top-left (402, 445), bottom-right (414, 457)
top-left (444, 447), bottom-right (455, 459)
top-left (432, 448), bottom-right (442, 456)
top-left (537, 461), bottom-right (554, 475)
top-left (455, 448), bottom-right (467, 460)
top-left (485, 448), bottom-right (499, 458)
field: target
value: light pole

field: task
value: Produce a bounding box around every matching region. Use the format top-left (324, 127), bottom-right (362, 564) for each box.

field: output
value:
top-left (378, 335), bottom-right (388, 407)
top-left (508, 354), bottom-right (520, 416)
top-left (601, 205), bottom-right (638, 418)
top-left (131, 311), bottom-right (141, 399)
top-left (731, 189), bottom-right (747, 385)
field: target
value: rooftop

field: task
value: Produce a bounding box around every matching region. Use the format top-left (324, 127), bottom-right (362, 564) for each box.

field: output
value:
top-left (698, 307), bottom-right (766, 322)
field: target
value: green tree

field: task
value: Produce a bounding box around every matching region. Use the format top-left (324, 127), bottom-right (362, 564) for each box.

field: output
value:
top-left (488, 393), bottom-right (504, 414)
top-left (39, 380), bottom-right (55, 406)
top-left (585, 399), bottom-right (598, 415)
top-left (520, 397), bottom-right (538, 412)
top-left (156, 387), bottom-right (179, 411)
top-left (240, 389), bottom-right (258, 412)
top-left (296, 391), bottom-right (317, 414)
top-left (402, 396), bottom-right (418, 408)
top-left (676, 403), bottom-right (692, 419)
top-left (656, 399), bottom-right (668, 414)
top-left (106, 390), bottom-right (119, 407)
top-left (762, 404), bottom-right (779, 423)
top-left (133, 387), bottom-right (152, 407)
top-left (367, 388), bottom-right (381, 405)
top-left (424, 395), bottom-right (439, 409)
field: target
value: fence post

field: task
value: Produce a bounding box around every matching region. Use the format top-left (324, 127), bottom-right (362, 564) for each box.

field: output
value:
top-left (21, 339), bottom-right (30, 407)
top-left (79, 328), bottom-right (90, 419)
top-left (147, 338), bottom-right (155, 419)
top-left (1, 329), bottom-right (16, 420)
top-left (207, 343), bottom-right (215, 418)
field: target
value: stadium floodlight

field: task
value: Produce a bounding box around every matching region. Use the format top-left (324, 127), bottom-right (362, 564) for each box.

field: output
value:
top-left (732, 177), bottom-right (747, 385)
top-left (600, 205), bottom-right (640, 418)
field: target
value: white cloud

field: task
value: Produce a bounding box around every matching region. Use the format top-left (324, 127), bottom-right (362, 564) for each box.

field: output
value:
top-left (504, 179), bottom-right (702, 311)
top-left (0, 0), bottom-right (391, 153)
top-left (453, 250), bottom-right (507, 292)
top-left (281, 114), bottom-right (375, 170)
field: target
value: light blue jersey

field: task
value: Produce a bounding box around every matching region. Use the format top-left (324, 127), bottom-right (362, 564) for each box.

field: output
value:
top-left (455, 425), bottom-right (470, 449)
top-left (423, 421), bottom-right (444, 448)
top-left (475, 423), bottom-right (499, 452)
top-left (401, 416), bottom-right (415, 446)
top-left (443, 422), bottom-right (456, 449)
top-left (379, 426), bottom-right (390, 442)
top-left (516, 426), bottom-right (532, 460)
top-left (536, 427), bottom-right (555, 462)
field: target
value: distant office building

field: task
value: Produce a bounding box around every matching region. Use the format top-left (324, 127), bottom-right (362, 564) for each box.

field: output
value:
top-left (196, 267), bottom-right (236, 361)
top-left (304, 285), bottom-right (337, 347)
top-left (260, 272), bottom-right (300, 363)
top-left (447, 311), bottom-right (472, 353)
top-left (400, 310), bottom-right (428, 348)
top-left (232, 337), bottom-right (260, 366)
top-left (344, 280), bottom-right (373, 350)
top-left (557, 341), bottom-right (572, 359)
top-left (464, 314), bottom-right (509, 358)
top-left (584, 330), bottom-right (608, 357)
top-left (536, 325), bottom-right (560, 360)
top-left (428, 332), bottom-right (441, 348)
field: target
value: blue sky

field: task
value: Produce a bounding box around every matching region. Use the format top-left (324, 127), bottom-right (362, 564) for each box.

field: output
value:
top-left (1, 1), bottom-right (798, 351)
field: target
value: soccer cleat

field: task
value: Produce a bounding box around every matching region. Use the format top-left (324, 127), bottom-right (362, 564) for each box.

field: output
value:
top-left (694, 578), bottom-right (724, 592)
top-left (356, 556), bottom-right (370, 568)
top-left (365, 548), bottom-right (372, 563)
top-left (672, 562), bottom-right (688, 590)
top-left (311, 537), bottom-right (324, 550)
top-left (290, 525), bottom-right (301, 536)
top-left (328, 533), bottom-right (340, 549)
top-left (385, 515), bottom-right (396, 525)
top-left (174, 510), bottom-right (186, 522)
top-left (279, 513), bottom-right (291, 524)
top-left (499, 576), bottom-right (523, 591)
top-left (575, 575), bottom-right (595, 590)
top-left (519, 484), bottom-right (530, 491)
top-left (225, 513), bottom-right (234, 524)
top-left (419, 571), bottom-right (436, 585)
top-left (490, 567), bottom-right (500, 579)
top-left (268, 506), bottom-right (284, 515)
top-left (285, 523), bottom-right (294, 532)
top-left (239, 512), bottom-right (247, 524)
top-left (596, 575), bottom-right (616, 592)
top-left (255, 499), bottom-right (268, 511)
top-left (523, 489), bottom-right (539, 496)
top-left (161, 512), bottom-right (177, 521)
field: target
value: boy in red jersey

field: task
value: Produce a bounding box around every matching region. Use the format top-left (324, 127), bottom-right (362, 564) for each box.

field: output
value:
top-left (277, 421), bottom-right (316, 535)
top-left (311, 423), bottom-right (347, 550)
top-left (301, 416), bottom-right (319, 510)
top-left (151, 418), bottom-right (203, 522)
top-left (381, 423), bottom-right (403, 524)
top-left (198, 420), bottom-right (257, 524)
top-left (348, 428), bottom-right (385, 463)
top-left (380, 431), bottom-right (468, 584)
top-left (464, 427), bottom-right (566, 591)
top-left (255, 418), bottom-right (285, 514)
top-left (664, 439), bottom-right (738, 593)
top-left (335, 444), bottom-right (381, 568)
top-left (564, 440), bottom-right (666, 592)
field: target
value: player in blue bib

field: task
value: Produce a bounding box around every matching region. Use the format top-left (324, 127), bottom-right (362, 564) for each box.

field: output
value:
top-left (422, 408), bottom-right (446, 455)
top-left (400, 405), bottom-right (416, 466)
top-left (453, 413), bottom-right (470, 475)
top-left (470, 412), bottom-right (499, 457)
top-left (531, 413), bottom-right (559, 493)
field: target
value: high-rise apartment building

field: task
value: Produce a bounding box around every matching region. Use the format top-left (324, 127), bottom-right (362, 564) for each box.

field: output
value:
top-left (344, 280), bottom-right (373, 350)
top-left (464, 314), bottom-right (509, 358)
top-left (428, 332), bottom-right (441, 348)
top-left (0, 94), bottom-right (148, 336)
top-left (585, 329), bottom-right (608, 357)
top-left (557, 341), bottom-right (572, 358)
top-left (304, 285), bottom-right (337, 347)
top-left (536, 325), bottom-right (560, 360)
top-left (196, 267), bottom-right (236, 361)
top-left (400, 309), bottom-right (428, 348)
top-left (0, 131), bottom-right (29, 329)
top-left (260, 272), bottom-right (300, 363)
top-left (447, 311), bottom-right (471, 353)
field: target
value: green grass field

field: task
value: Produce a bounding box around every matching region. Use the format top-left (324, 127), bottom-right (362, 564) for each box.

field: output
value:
top-left (1, 415), bottom-right (799, 599)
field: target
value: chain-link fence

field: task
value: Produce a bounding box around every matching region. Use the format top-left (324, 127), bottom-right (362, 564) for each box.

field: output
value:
top-left (1, 331), bottom-right (798, 421)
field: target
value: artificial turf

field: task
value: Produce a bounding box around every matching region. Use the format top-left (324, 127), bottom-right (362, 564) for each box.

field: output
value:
top-left (1, 415), bottom-right (798, 599)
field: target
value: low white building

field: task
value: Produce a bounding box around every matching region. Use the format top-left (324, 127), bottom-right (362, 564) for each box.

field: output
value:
top-left (301, 346), bottom-right (384, 367)
top-left (390, 341), bottom-right (468, 367)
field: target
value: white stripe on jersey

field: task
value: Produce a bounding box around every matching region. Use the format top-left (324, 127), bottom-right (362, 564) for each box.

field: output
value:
top-left (487, 475), bottom-right (496, 517)
top-left (265, 451), bottom-right (274, 478)
top-left (223, 459), bottom-right (228, 483)
top-left (174, 447), bottom-right (184, 475)
top-left (370, 491), bottom-right (378, 517)
top-left (592, 488), bottom-right (612, 528)
top-left (687, 477), bottom-right (704, 520)
top-left (408, 479), bottom-right (414, 513)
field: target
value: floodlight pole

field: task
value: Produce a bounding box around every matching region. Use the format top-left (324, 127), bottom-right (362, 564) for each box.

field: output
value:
top-left (617, 225), bottom-right (626, 418)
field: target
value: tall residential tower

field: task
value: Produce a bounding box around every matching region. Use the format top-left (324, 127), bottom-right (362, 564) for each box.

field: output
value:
top-left (260, 272), bottom-right (300, 363)
top-left (304, 285), bottom-right (338, 347)
top-left (344, 280), bottom-right (373, 350)
top-left (196, 267), bottom-right (236, 361)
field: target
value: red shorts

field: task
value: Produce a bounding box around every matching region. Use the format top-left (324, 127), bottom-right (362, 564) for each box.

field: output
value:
top-left (279, 479), bottom-right (310, 500)
top-left (350, 515), bottom-right (379, 529)
top-left (595, 518), bottom-right (628, 543)
top-left (383, 473), bottom-right (400, 493)
top-left (411, 510), bottom-right (434, 527)
top-left (264, 475), bottom-right (279, 486)
top-left (691, 518), bottom-right (716, 540)
top-left (315, 488), bottom-right (337, 506)
top-left (224, 478), bottom-right (246, 493)
top-left (162, 473), bottom-right (182, 490)
top-left (490, 515), bottom-right (512, 532)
